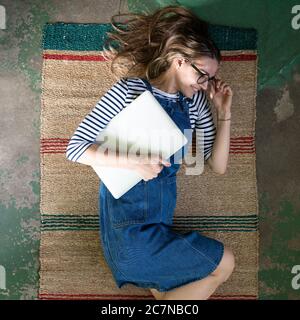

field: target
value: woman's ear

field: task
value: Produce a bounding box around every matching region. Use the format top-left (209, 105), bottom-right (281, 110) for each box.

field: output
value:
top-left (174, 57), bottom-right (185, 69)
top-left (177, 59), bottom-right (183, 68)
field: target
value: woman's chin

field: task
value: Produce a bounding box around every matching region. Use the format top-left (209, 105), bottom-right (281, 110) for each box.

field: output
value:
top-left (181, 86), bottom-right (198, 99)
top-left (187, 87), bottom-right (197, 98)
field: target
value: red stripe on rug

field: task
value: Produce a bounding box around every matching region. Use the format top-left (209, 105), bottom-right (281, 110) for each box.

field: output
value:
top-left (231, 137), bottom-right (254, 141)
top-left (41, 136), bottom-right (255, 146)
top-left (43, 53), bottom-right (107, 61)
top-left (39, 293), bottom-right (257, 300)
top-left (42, 150), bottom-right (256, 155)
top-left (231, 141), bottom-right (255, 145)
top-left (230, 151), bottom-right (255, 154)
top-left (42, 142), bottom-right (68, 148)
top-left (221, 54), bottom-right (257, 61)
top-left (42, 138), bottom-right (70, 142)
top-left (41, 138), bottom-right (256, 154)
top-left (209, 295), bottom-right (257, 300)
top-left (41, 151), bottom-right (66, 154)
top-left (42, 149), bottom-right (256, 155)
top-left (43, 53), bottom-right (256, 62)
top-left (231, 141), bottom-right (254, 145)
top-left (230, 143), bottom-right (255, 146)
top-left (38, 294), bottom-right (153, 300)
top-left (230, 148), bottom-right (256, 151)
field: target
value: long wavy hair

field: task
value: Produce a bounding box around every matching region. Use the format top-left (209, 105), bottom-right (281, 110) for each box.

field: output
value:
top-left (102, 5), bottom-right (221, 81)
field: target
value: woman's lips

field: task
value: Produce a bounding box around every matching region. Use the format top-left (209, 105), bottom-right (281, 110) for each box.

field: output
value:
top-left (192, 86), bottom-right (198, 93)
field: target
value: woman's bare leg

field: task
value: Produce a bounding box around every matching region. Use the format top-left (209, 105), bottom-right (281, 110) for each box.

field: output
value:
top-left (150, 288), bottom-right (167, 300)
top-left (150, 247), bottom-right (235, 300)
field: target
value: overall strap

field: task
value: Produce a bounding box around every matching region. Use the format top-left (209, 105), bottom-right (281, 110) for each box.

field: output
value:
top-left (141, 77), bottom-right (190, 114)
top-left (140, 78), bottom-right (153, 94)
top-left (178, 92), bottom-right (190, 114)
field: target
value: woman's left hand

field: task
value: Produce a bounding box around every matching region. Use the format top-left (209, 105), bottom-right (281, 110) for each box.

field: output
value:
top-left (207, 78), bottom-right (233, 117)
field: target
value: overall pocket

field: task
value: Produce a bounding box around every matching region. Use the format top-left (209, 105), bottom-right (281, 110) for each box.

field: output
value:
top-left (107, 180), bottom-right (148, 228)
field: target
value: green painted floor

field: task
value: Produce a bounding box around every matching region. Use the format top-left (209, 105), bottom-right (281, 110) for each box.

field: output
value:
top-left (0, 0), bottom-right (299, 300)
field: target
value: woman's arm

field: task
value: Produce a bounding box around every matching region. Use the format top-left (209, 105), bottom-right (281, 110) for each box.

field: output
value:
top-left (65, 78), bottom-right (128, 163)
top-left (75, 143), bottom-right (133, 169)
top-left (207, 116), bottom-right (231, 174)
top-left (206, 78), bottom-right (233, 175)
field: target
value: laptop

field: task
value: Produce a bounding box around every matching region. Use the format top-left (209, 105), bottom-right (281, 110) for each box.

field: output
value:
top-left (91, 90), bottom-right (188, 199)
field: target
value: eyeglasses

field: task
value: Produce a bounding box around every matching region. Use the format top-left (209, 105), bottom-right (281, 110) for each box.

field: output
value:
top-left (185, 59), bottom-right (216, 85)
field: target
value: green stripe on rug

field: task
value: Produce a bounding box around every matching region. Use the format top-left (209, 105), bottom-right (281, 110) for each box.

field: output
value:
top-left (41, 214), bottom-right (258, 232)
top-left (42, 23), bottom-right (257, 51)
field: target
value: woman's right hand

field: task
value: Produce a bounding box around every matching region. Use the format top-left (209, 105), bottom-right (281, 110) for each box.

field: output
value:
top-left (128, 154), bottom-right (171, 181)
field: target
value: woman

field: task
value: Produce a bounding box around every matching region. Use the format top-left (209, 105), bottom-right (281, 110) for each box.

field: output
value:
top-left (66, 5), bottom-right (234, 300)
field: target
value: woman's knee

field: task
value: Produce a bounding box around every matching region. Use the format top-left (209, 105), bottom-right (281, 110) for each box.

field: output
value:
top-left (211, 246), bottom-right (235, 282)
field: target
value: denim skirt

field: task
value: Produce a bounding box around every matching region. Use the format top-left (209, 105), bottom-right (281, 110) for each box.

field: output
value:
top-left (98, 174), bottom-right (224, 292)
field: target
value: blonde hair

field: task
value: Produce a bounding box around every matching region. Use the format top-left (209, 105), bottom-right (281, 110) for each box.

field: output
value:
top-left (102, 5), bottom-right (221, 80)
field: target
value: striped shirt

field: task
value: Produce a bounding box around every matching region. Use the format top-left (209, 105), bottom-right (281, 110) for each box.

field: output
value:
top-left (66, 77), bottom-right (216, 162)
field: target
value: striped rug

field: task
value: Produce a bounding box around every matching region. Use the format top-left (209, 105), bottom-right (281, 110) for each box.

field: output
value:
top-left (39, 22), bottom-right (259, 300)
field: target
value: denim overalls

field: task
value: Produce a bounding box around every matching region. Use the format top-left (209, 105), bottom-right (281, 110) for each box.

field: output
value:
top-left (98, 78), bottom-right (224, 292)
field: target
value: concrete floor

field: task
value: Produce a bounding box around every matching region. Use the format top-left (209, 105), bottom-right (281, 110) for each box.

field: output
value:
top-left (0, 0), bottom-right (299, 300)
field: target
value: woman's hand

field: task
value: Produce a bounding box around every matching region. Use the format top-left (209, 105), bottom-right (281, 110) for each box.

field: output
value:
top-left (207, 78), bottom-right (233, 118)
top-left (128, 154), bottom-right (171, 181)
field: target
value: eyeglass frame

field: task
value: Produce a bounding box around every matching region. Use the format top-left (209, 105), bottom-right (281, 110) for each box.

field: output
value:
top-left (184, 58), bottom-right (216, 85)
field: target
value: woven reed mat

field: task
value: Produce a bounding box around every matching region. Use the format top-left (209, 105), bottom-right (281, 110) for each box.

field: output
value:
top-left (39, 23), bottom-right (259, 300)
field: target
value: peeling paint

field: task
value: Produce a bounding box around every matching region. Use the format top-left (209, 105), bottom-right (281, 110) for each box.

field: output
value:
top-left (20, 217), bottom-right (40, 241)
top-left (0, 71), bottom-right (39, 208)
top-left (259, 194), bottom-right (300, 299)
top-left (293, 72), bottom-right (300, 83)
top-left (16, 155), bottom-right (29, 166)
top-left (3, 1), bottom-right (57, 94)
top-left (29, 180), bottom-right (40, 197)
top-left (0, 1), bottom-right (56, 299)
top-left (274, 87), bottom-right (295, 123)
top-left (0, 200), bottom-right (40, 300)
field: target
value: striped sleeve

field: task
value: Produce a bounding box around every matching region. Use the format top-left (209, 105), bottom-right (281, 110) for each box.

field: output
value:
top-left (66, 78), bottom-right (128, 162)
top-left (194, 92), bottom-right (216, 161)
